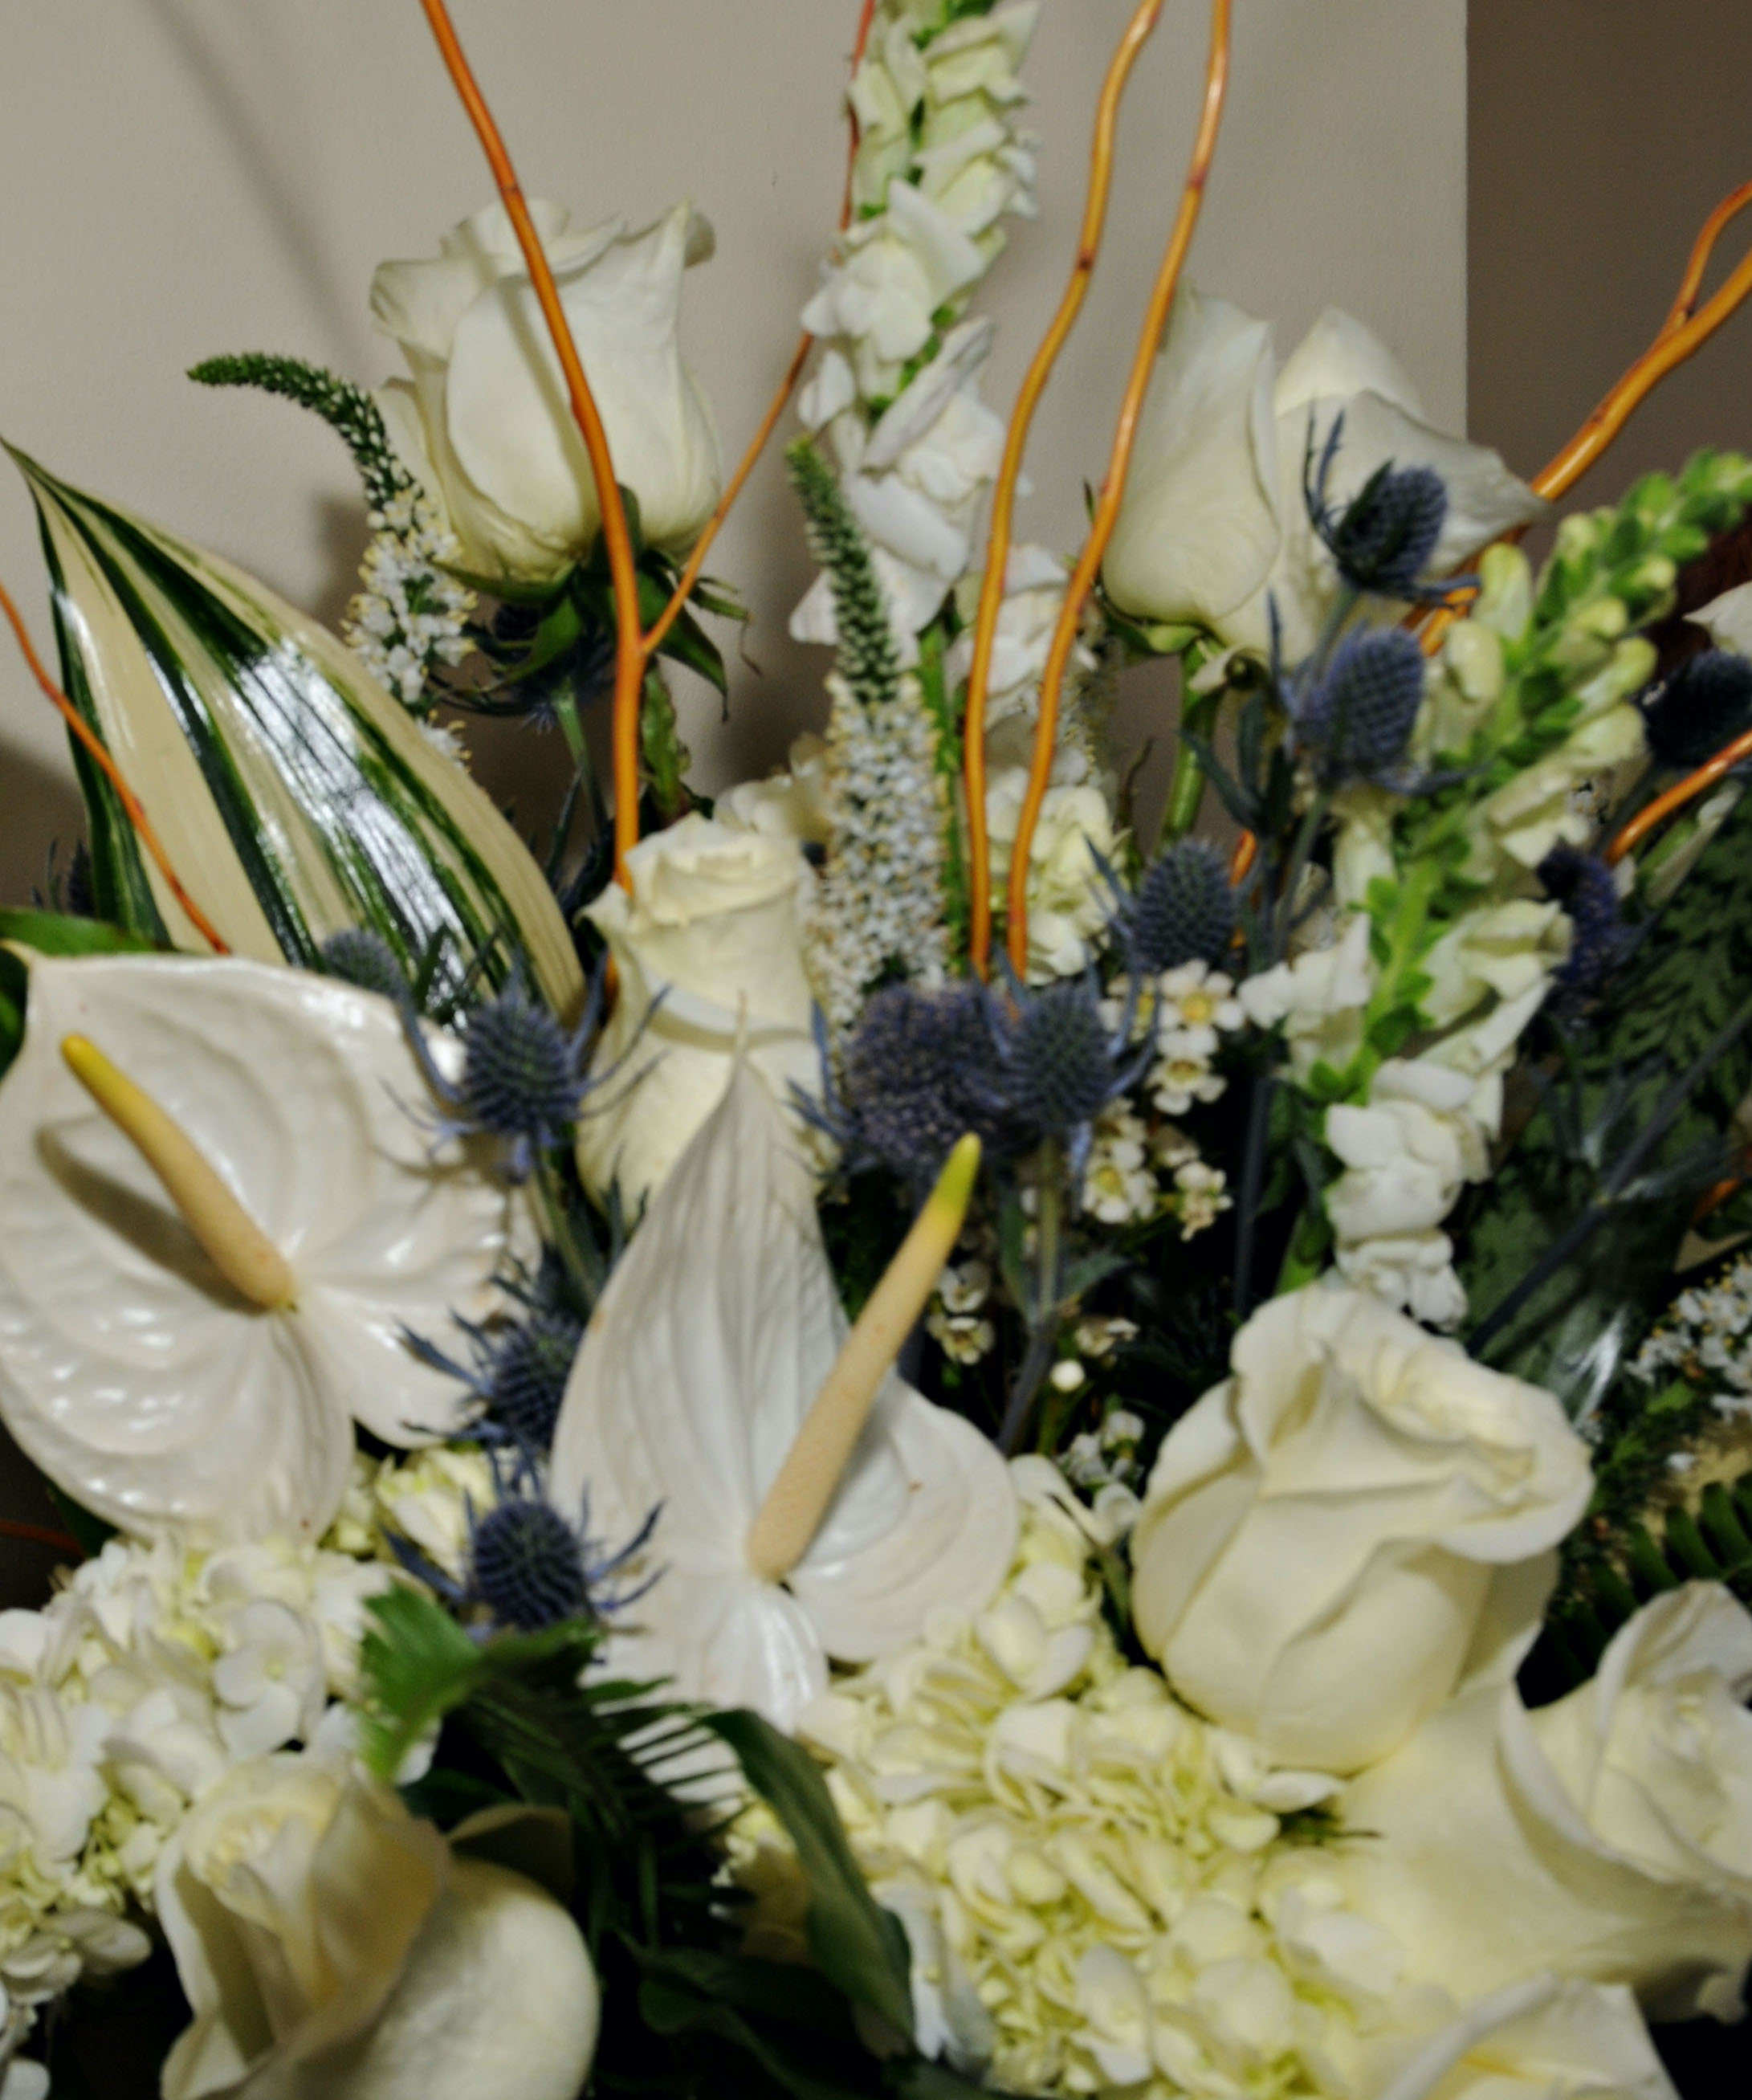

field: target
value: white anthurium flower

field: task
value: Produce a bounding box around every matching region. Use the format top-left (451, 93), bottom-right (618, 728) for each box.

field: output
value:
top-left (1106, 289), bottom-right (1545, 663)
top-left (1694, 580), bottom-right (1752, 656)
top-left (0, 955), bottom-right (513, 1548)
top-left (373, 199), bottom-right (722, 584)
top-left (550, 1061), bottom-right (1017, 1733)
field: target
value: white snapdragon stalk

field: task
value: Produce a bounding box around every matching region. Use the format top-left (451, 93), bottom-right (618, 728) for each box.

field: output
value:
top-left (372, 200), bottom-right (721, 584)
top-left (982, 765), bottom-right (1117, 981)
top-left (792, 1), bottom-right (1040, 662)
top-left (1106, 287), bottom-right (1544, 663)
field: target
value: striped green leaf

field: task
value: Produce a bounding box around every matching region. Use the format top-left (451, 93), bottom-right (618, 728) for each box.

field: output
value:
top-left (12, 448), bottom-right (584, 1019)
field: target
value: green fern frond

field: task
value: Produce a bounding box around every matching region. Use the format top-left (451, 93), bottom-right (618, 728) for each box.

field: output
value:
top-left (787, 438), bottom-right (902, 712)
top-left (189, 352), bottom-right (410, 511)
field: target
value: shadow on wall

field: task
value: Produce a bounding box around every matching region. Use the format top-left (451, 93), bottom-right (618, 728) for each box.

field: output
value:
top-left (1469, 0), bottom-right (1752, 526)
top-left (0, 743), bottom-right (89, 908)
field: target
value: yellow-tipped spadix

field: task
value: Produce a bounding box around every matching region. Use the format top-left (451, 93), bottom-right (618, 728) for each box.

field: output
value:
top-left (746, 1133), bottom-right (982, 1584)
top-left (61, 1034), bottom-right (297, 1311)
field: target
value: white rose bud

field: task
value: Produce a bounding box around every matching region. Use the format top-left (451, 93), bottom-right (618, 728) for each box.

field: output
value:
top-left (1343, 1584), bottom-right (1752, 2023)
top-left (577, 813), bottom-right (819, 1209)
top-left (157, 1752), bottom-right (599, 2100)
top-left (1131, 1287), bottom-right (1593, 1772)
top-left (372, 200), bottom-right (722, 585)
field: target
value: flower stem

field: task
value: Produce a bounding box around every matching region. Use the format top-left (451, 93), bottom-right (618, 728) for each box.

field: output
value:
top-left (999, 1138), bottom-right (1068, 1454)
top-left (1232, 1065), bottom-right (1277, 1319)
top-left (1153, 680), bottom-right (1223, 854)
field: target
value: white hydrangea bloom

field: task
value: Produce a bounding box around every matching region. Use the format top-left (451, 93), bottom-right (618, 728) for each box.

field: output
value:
top-left (731, 1462), bottom-right (1405, 2096)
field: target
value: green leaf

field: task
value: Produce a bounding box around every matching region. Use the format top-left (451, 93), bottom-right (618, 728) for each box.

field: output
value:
top-left (707, 1710), bottom-right (915, 2042)
top-left (357, 1588), bottom-right (485, 1784)
top-left (12, 449), bottom-right (585, 1020)
top-left (0, 910), bottom-right (153, 1083)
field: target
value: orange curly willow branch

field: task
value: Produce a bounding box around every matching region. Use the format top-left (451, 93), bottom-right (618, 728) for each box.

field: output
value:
top-left (1001, 0), bottom-right (1234, 979)
top-left (963, 0), bottom-right (1171, 977)
top-left (0, 581), bottom-right (230, 954)
top-left (419, 0), bottom-right (878, 884)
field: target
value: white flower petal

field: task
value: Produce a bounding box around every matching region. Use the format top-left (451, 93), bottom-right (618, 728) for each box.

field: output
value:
top-left (1104, 287), bottom-right (1281, 631)
top-left (1693, 581), bottom-right (1752, 657)
top-left (0, 956), bottom-right (510, 1545)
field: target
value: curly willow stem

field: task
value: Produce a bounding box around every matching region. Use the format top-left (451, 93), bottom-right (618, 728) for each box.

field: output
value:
top-left (1004, 0), bottom-right (1233, 979)
top-left (1605, 723), bottom-right (1752, 868)
top-left (416, 0), bottom-right (646, 884)
top-left (964, 0), bottom-right (1167, 978)
top-left (0, 581), bottom-right (229, 954)
top-left (645, 0), bottom-right (879, 665)
top-left (1418, 175), bottom-right (1752, 662)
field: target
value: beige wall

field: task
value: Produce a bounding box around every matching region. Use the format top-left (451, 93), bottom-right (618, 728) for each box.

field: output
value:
top-left (0, 2), bottom-right (1466, 901)
top-left (1470, 0), bottom-right (1752, 527)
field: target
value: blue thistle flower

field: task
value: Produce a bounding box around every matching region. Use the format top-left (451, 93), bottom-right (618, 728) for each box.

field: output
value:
top-left (1122, 842), bottom-right (1236, 974)
top-left (981, 968), bottom-right (1155, 1176)
top-left (832, 982), bottom-right (1017, 1186)
top-left (1295, 628), bottom-right (1427, 787)
top-left (403, 1302), bottom-right (584, 1454)
top-left (1640, 649), bottom-right (1752, 771)
top-left (1306, 417), bottom-right (1449, 601)
top-left (404, 967), bottom-right (629, 1181)
top-left (464, 1482), bottom-right (658, 1634)
top-left (320, 928), bottom-right (410, 1004)
top-left (1540, 846), bottom-right (1636, 1010)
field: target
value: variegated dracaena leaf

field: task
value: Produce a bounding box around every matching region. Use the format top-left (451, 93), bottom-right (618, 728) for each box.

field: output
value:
top-left (13, 448), bottom-right (584, 1020)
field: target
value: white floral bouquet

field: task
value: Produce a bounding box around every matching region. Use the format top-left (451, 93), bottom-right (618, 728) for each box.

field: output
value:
top-left (1, 5), bottom-right (1750, 2098)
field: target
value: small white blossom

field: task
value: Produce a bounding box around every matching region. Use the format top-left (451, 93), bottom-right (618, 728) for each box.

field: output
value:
top-left (1171, 1158), bottom-right (1232, 1241)
top-left (1080, 1104), bottom-right (1159, 1225)
top-left (344, 484), bottom-right (476, 712)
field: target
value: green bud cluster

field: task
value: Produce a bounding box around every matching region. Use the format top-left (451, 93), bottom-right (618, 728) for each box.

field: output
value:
top-left (189, 353), bottom-right (412, 513)
top-left (788, 439), bottom-right (902, 715)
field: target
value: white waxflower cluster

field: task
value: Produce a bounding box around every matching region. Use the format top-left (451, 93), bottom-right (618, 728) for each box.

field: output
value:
top-left (1147, 963), bottom-right (1245, 1116)
top-left (344, 483), bottom-right (477, 715)
top-left (0, 1444), bottom-right (490, 2047)
top-left (1075, 1106), bottom-right (1229, 1244)
top-left (735, 1462), bottom-right (1411, 2099)
top-left (929, 1256), bottom-right (998, 1365)
top-left (1632, 1250), bottom-right (1752, 1417)
top-left (792, 2), bottom-right (1040, 664)
top-left (809, 669), bottom-right (953, 1030)
top-left (1062, 1407), bottom-right (1145, 1494)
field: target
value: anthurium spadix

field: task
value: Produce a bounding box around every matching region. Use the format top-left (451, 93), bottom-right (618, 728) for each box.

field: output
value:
top-left (549, 1062), bottom-right (1017, 1731)
top-left (0, 953), bottom-right (515, 1546)
top-left (11, 450), bottom-right (583, 1021)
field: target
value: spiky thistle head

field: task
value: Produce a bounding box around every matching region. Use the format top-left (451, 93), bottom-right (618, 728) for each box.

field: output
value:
top-left (320, 928), bottom-right (410, 1005)
top-left (447, 976), bottom-right (593, 1180)
top-left (838, 982), bottom-right (1012, 1184)
top-left (1640, 649), bottom-right (1752, 770)
top-left (1540, 846), bottom-right (1634, 1009)
top-left (983, 972), bottom-right (1155, 1168)
top-left (468, 1494), bottom-right (590, 1632)
top-left (1125, 842), bottom-right (1236, 975)
top-left (487, 1310), bottom-right (583, 1453)
top-left (1296, 628), bottom-right (1427, 785)
top-left (1306, 416), bottom-right (1448, 601)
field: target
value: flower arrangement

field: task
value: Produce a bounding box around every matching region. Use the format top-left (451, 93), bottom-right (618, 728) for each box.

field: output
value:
top-left (0, 3), bottom-right (1750, 2097)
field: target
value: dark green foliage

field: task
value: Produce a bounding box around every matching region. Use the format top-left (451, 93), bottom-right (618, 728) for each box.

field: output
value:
top-left (788, 441), bottom-right (905, 712)
top-left (1458, 782), bottom-right (1752, 1410)
top-left (189, 353), bottom-right (411, 511)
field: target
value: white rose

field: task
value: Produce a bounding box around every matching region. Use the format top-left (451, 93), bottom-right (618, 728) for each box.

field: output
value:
top-left (1342, 1585), bottom-right (1752, 2024)
top-left (716, 735), bottom-right (833, 848)
top-left (157, 1754), bottom-right (598, 2100)
top-left (1131, 1287), bottom-right (1593, 1772)
top-left (1359, 1977), bottom-right (1677, 2100)
top-left (372, 200), bottom-right (721, 585)
top-left (1105, 288), bottom-right (1544, 663)
top-left (983, 767), bottom-right (1116, 982)
top-left (577, 813), bottom-right (819, 1209)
